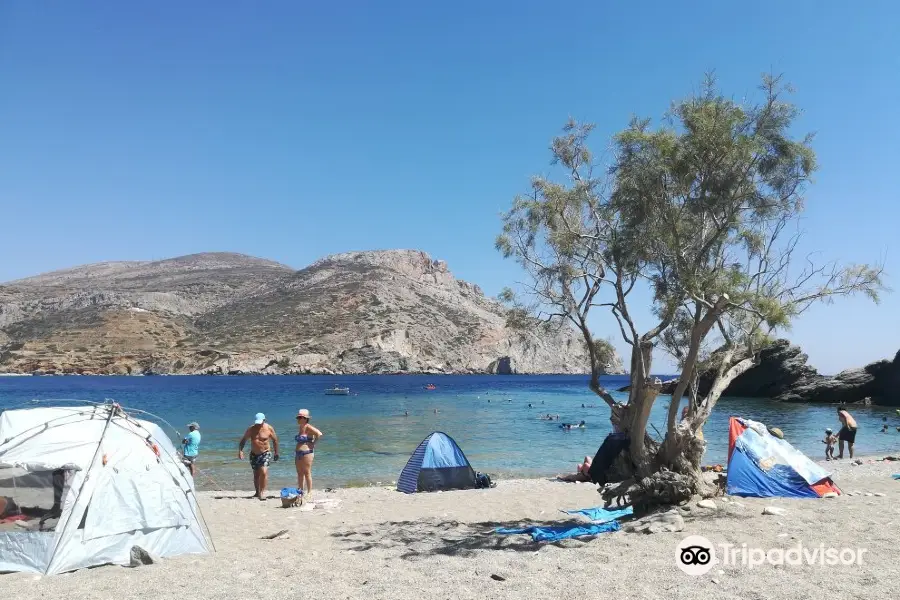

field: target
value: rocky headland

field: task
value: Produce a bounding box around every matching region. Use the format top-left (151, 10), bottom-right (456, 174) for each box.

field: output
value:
top-left (0, 250), bottom-right (623, 376)
top-left (651, 339), bottom-right (900, 406)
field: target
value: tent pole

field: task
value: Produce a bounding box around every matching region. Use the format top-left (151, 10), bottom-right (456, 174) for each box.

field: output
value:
top-left (109, 414), bottom-right (217, 553)
top-left (43, 404), bottom-right (116, 575)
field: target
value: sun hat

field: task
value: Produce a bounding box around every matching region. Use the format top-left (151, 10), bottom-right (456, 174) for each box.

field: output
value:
top-left (254, 412), bottom-right (265, 424)
top-left (188, 422), bottom-right (200, 429)
top-left (296, 409), bottom-right (310, 419)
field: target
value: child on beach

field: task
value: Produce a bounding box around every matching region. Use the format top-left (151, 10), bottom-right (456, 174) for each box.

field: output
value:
top-left (823, 428), bottom-right (837, 460)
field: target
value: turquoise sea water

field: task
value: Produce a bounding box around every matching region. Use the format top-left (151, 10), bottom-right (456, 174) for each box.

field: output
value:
top-left (2, 375), bottom-right (899, 490)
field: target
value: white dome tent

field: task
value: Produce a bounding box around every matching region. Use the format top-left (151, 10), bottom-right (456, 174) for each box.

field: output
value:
top-left (0, 402), bottom-right (213, 574)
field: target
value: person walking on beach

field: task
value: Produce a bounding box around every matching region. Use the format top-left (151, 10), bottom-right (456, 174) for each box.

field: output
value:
top-left (294, 409), bottom-right (323, 497)
top-left (823, 428), bottom-right (837, 460)
top-left (238, 413), bottom-right (280, 500)
top-left (836, 406), bottom-right (858, 459)
top-left (181, 422), bottom-right (201, 477)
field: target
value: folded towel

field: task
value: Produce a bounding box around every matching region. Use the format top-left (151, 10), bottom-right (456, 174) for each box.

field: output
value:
top-left (495, 520), bottom-right (620, 542)
top-left (561, 506), bottom-right (633, 523)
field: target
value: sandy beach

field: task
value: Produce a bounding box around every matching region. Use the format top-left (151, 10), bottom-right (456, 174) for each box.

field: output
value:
top-left (1, 458), bottom-right (898, 599)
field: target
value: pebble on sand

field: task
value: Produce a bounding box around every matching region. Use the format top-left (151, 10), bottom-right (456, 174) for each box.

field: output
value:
top-left (762, 506), bottom-right (786, 516)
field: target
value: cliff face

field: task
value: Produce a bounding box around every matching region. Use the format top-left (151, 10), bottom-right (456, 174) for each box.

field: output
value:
top-left (656, 339), bottom-right (900, 406)
top-left (0, 250), bottom-right (623, 376)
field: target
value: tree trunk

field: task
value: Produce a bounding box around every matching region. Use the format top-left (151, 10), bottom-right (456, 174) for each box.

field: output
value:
top-left (600, 358), bottom-right (759, 513)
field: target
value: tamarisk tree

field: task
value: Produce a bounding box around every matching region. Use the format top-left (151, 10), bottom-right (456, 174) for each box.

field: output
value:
top-left (497, 75), bottom-right (884, 510)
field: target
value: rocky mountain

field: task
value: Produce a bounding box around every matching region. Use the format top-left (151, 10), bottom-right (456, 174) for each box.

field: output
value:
top-left (0, 250), bottom-right (622, 376)
top-left (655, 339), bottom-right (900, 406)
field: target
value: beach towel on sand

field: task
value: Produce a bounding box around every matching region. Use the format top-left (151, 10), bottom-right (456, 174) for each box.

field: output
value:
top-left (495, 520), bottom-right (620, 542)
top-left (561, 506), bottom-right (632, 523)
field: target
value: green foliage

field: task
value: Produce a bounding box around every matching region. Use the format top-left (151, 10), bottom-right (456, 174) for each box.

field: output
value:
top-left (498, 72), bottom-right (885, 383)
top-left (593, 338), bottom-right (617, 366)
top-left (497, 287), bottom-right (516, 304)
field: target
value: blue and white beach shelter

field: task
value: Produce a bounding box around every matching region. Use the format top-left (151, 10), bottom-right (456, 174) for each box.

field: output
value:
top-left (397, 432), bottom-right (478, 494)
top-left (726, 417), bottom-right (840, 498)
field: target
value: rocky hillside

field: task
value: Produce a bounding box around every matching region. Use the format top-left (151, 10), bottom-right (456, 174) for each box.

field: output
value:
top-left (656, 340), bottom-right (900, 407)
top-left (0, 250), bottom-right (622, 376)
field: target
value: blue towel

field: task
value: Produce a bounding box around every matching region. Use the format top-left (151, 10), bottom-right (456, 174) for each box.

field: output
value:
top-left (561, 506), bottom-right (633, 523)
top-left (495, 520), bottom-right (620, 542)
top-left (893, 474), bottom-right (900, 480)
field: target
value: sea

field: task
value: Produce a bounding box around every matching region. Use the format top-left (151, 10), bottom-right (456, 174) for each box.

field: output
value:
top-left (2, 375), bottom-right (898, 491)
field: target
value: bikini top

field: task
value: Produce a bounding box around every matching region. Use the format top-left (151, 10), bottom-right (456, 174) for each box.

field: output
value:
top-left (295, 434), bottom-right (311, 444)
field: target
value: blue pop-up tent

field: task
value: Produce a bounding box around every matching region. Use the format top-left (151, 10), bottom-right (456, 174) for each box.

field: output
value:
top-left (726, 417), bottom-right (840, 498)
top-left (397, 432), bottom-right (477, 494)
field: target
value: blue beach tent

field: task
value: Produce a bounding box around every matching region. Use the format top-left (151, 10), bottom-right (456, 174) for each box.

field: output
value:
top-left (397, 432), bottom-right (478, 493)
top-left (726, 417), bottom-right (840, 498)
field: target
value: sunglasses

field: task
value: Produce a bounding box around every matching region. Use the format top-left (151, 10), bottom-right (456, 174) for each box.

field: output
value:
top-left (296, 415), bottom-right (309, 420)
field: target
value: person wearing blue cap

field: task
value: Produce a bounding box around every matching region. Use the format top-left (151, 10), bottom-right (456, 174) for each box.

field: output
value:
top-left (238, 412), bottom-right (280, 500)
top-left (181, 422), bottom-right (201, 477)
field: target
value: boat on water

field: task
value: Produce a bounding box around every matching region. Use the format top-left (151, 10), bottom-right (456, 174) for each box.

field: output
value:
top-left (424, 384), bottom-right (437, 390)
top-left (324, 386), bottom-right (351, 396)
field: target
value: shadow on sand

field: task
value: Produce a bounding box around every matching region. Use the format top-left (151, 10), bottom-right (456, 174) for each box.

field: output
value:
top-left (330, 518), bottom-right (617, 559)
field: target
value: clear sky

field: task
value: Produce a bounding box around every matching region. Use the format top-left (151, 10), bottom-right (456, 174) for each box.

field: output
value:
top-left (1, 1), bottom-right (897, 374)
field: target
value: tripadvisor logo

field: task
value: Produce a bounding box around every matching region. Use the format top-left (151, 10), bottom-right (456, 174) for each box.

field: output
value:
top-left (676, 535), bottom-right (867, 574)
top-left (676, 535), bottom-right (716, 576)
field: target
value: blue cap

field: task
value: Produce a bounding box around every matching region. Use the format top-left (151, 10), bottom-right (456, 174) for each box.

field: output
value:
top-left (254, 412), bottom-right (265, 424)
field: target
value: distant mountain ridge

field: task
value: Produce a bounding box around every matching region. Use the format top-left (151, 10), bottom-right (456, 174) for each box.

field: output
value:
top-left (0, 250), bottom-right (623, 376)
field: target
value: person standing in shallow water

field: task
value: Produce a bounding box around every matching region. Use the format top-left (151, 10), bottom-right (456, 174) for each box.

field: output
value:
top-left (181, 422), bottom-right (201, 477)
top-left (238, 413), bottom-right (280, 500)
top-left (294, 409), bottom-right (323, 497)
top-left (836, 406), bottom-right (858, 459)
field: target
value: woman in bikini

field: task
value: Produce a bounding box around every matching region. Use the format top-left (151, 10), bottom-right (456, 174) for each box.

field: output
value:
top-left (294, 409), bottom-right (323, 496)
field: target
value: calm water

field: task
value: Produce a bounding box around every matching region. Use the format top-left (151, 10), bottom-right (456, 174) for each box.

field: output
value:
top-left (2, 375), bottom-right (898, 490)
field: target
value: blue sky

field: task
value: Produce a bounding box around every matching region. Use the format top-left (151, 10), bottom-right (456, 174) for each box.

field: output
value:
top-left (1, 1), bottom-right (896, 374)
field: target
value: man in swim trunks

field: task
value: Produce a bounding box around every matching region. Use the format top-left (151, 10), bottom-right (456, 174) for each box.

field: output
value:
top-left (238, 413), bottom-right (280, 500)
top-left (836, 406), bottom-right (858, 459)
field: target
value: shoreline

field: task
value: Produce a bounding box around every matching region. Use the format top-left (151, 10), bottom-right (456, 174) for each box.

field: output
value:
top-left (0, 371), bottom-right (619, 377)
top-left (196, 452), bottom-right (899, 494)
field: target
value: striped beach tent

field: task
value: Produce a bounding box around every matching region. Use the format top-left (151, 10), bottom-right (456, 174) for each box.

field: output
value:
top-left (397, 432), bottom-right (477, 494)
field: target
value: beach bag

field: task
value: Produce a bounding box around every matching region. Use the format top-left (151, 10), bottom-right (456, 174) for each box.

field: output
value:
top-left (280, 487), bottom-right (304, 508)
top-left (474, 472), bottom-right (495, 489)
